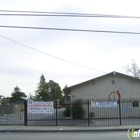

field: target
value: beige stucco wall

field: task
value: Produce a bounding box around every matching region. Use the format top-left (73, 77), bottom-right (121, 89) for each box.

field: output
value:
top-left (70, 74), bottom-right (140, 100)
top-left (70, 73), bottom-right (140, 118)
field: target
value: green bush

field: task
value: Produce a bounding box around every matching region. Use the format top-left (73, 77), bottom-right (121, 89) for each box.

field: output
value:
top-left (72, 100), bottom-right (85, 119)
top-left (63, 106), bottom-right (71, 117)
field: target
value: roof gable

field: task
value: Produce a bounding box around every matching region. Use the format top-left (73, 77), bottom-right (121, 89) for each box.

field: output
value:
top-left (67, 71), bottom-right (140, 89)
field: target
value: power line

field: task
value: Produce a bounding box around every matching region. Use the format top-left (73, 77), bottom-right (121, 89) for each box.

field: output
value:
top-left (0, 13), bottom-right (140, 19)
top-left (0, 10), bottom-right (140, 19)
top-left (0, 9), bottom-right (88, 14)
top-left (0, 34), bottom-right (107, 73)
top-left (0, 25), bottom-right (140, 35)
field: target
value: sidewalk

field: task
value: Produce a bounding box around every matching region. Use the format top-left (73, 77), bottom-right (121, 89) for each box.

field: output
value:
top-left (0, 125), bottom-right (139, 132)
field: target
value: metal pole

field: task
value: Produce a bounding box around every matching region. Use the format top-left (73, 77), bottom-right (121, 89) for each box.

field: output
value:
top-left (87, 100), bottom-right (90, 126)
top-left (118, 99), bottom-right (121, 125)
top-left (56, 100), bottom-right (58, 126)
top-left (24, 100), bottom-right (27, 126)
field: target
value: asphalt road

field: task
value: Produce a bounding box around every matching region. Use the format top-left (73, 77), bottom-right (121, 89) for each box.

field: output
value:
top-left (0, 132), bottom-right (138, 140)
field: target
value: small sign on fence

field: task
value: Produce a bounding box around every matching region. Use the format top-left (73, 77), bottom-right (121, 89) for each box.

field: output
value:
top-left (27, 101), bottom-right (54, 114)
top-left (91, 101), bottom-right (117, 107)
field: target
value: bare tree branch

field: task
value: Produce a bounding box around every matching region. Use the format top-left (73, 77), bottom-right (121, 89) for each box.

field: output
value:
top-left (124, 60), bottom-right (140, 78)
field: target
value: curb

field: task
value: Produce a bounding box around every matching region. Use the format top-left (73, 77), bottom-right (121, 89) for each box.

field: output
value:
top-left (0, 129), bottom-right (132, 133)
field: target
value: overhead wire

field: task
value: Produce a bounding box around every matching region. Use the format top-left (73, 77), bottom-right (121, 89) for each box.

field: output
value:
top-left (0, 34), bottom-right (107, 73)
top-left (0, 25), bottom-right (140, 35)
top-left (0, 10), bottom-right (140, 19)
top-left (0, 9), bottom-right (90, 14)
top-left (0, 10), bottom-right (139, 73)
top-left (0, 13), bottom-right (140, 19)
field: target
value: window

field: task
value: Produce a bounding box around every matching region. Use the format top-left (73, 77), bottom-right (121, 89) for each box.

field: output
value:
top-left (112, 80), bottom-right (115, 84)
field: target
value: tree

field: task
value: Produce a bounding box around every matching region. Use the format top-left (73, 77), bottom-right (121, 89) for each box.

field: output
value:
top-left (35, 75), bottom-right (63, 101)
top-left (39, 80), bottom-right (62, 101)
top-left (1, 97), bottom-right (10, 105)
top-left (38, 74), bottom-right (46, 89)
top-left (63, 85), bottom-right (70, 100)
top-left (72, 100), bottom-right (85, 119)
top-left (125, 60), bottom-right (140, 78)
top-left (47, 80), bottom-right (62, 100)
top-left (29, 93), bottom-right (34, 100)
top-left (35, 74), bottom-right (46, 100)
top-left (11, 86), bottom-right (27, 102)
top-left (63, 106), bottom-right (71, 117)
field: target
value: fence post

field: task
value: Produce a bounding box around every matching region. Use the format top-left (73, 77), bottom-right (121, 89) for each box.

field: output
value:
top-left (24, 100), bottom-right (27, 126)
top-left (87, 100), bottom-right (90, 126)
top-left (56, 100), bottom-right (58, 126)
top-left (118, 99), bottom-right (121, 125)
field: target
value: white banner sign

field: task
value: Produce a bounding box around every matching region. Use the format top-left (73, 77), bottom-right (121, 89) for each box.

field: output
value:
top-left (27, 101), bottom-right (54, 114)
top-left (91, 101), bottom-right (117, 107)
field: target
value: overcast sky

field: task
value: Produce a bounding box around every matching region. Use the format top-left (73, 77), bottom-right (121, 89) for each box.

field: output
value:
top-left (0, 0), bottom-right (140, 97)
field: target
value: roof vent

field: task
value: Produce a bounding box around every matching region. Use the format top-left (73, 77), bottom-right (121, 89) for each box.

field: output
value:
top-left (113, 71), bottom-right (116, 75)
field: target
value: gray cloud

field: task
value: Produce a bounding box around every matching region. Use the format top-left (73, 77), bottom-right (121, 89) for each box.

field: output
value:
top-left (0, 0), bottom-right (140, 97)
